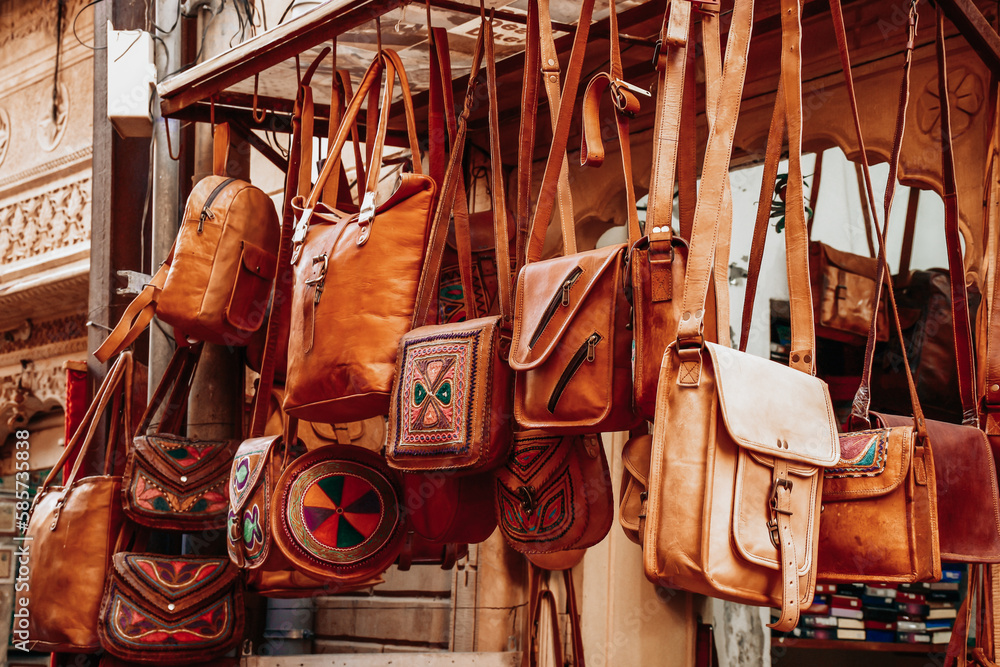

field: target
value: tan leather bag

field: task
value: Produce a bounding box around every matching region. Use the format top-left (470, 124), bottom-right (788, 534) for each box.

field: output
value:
top-left (95, 124), bottom-right (280, 362)
top-left (509, 0), bottom-right (639, 436)
top-left (387, 19), bottom-right (513, 474)
top-left (283, 50), bottom-right (437, 423)
top-left (25, 352), bottom-right (133, 652)
top-left (644, 0), bottom-right (840, 632)
top-left (809, 0), bottom-right (942, 583)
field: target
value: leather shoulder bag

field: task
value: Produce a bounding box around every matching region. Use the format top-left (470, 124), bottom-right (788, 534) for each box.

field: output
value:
top-left (644, 0), bottom-right (840, 632)
top-left (283, 49), bottom-right (437, 423)
top-left (95, 123), bottom-right (280, 361)
top-left (810, 0), bottom-right (941, 583)
top-left (25, 352), bottom-right (133, 653)
top-left (387, 15), bottom-right (513, 474)
top-left (123, 344), bottom-right (237, 531)
top-left (508, 0), bottom-right (640, 436)
top-left (97, 552), bottom-right (244, 664)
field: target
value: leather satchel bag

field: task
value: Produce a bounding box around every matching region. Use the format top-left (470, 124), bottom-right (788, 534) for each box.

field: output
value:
top-left (387, 17), bottom-right (513, 474)
top-left (97, 553), bottom-right (244, 664)
top-left (25, 352), bottom-right (133, 653)
top-left (124, 345), bottom-right (237, 531)
top-left (644, 0), bottom-right (840, 632)
top-left (283, 49), bottom-right (437, 423)
top-left (271, 444), bottom-right (406, 584)
top-left (509, 0), bottom-right (639, 436)
top-left (95, 123), bottom-right (280, 362)
top-left (495, 430), bottom-right (613, 557)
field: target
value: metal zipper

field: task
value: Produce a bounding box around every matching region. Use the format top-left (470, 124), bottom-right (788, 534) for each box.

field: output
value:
top-left (528, 266), bottom-right (584, 349)
top-left (198, 178), bottom-right (236, 233)
top-left (547, 332), bottom-right (602, 414)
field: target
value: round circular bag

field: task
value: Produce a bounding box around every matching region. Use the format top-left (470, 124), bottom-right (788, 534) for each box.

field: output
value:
top-left (270, 445), bottom-right (405, 583)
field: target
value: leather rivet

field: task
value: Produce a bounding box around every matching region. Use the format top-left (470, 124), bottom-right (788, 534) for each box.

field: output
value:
top-left (180, 476), bottom-right (188, 483)
top-left (550, 75), bottom-right (558, 82)
top-left (547, 58), bottom-right (555, 66)
top-left (804, 354), bottom-right (812, 364)
top-left (993, 384), bottom-right (999, 392)
top-left (652, 226), bottom-right (660, 234)
top-left (682, 312), bottom-right (691, 321)
top-left (168, 604), bottom-right (175, 611)
top-left (695, 309), bottom-right (704, 319)
top-left (791, 354), bottom-right (800, 363)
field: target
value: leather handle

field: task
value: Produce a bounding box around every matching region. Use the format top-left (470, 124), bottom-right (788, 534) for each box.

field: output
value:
top-left (515, 0), bottom-right (541, 275)
top-left (38, 352), bottom-right (133, 494)
top-left (523, 0), bottom-right (597, 265)
top-left (137, 344), bottom-right (202, 436)
top-left (579, 0), bottom-right (642, 246)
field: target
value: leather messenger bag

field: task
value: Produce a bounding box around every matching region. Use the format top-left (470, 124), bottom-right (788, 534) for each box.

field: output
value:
top-left (643, 0), bottom-right (840, 633)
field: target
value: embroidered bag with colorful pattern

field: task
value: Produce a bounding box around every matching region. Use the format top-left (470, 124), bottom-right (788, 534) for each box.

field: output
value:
top-left (97, 553), bottom-right (243, 664)
top-left (386, 16), bottom-right (513, 474)
top-left (494, 430), bottom-right (613, 556)
top-left (123, 345), bottom-right (237, 531)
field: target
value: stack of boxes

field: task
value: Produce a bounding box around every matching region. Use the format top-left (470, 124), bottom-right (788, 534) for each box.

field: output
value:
top-left (773, 565), bottom-right (964, 645)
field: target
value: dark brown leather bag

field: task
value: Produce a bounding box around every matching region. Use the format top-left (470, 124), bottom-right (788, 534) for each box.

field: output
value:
top-left (98, 553), bottom-right (244, 664)
top-left (283, 49), bottom-right (437, 423)
top-left (387, 20), bottom-right (513, 474)
top-left (509, 0), bottom-right (638, 436)
top-left (400, 470), bottom-right (497, 545)
top-left (25, 352), bottom-right (133, 653)
top-left (495, 430), bottom-right (613, 556)
top-left (124, 345), bottom-right (237, 531)
top-left (95, 123), bottom-right (279, 362)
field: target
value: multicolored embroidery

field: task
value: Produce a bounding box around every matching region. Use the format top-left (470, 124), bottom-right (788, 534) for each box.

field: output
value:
top-left (243, 504), bottom-right (263, 549)
top-left (505, 438), bottom-right (561, 484)
top-left (496, 467), bottom-right (577, 545)
top-left (106, 591), bottom-right (234, 649)
top-left (124, 555), bottom-right (227, 598)
top-left (828, 429), bottom-right (889, 477)
top-left (130, 470), bottom-right (228, 516)
top-left (144, 436), bottom-right (230, 472)
top-left (228, 438), bottom-right (277, 566)
top-left (438, 257), bottom-right (498, 324)
top-left (285, 459), bottom-right (400, 565)
top-left (393, 329), bottom-right (484, 456)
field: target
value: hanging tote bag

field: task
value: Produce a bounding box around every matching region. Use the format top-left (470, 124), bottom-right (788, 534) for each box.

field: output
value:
top-left (509, 0), bottom-right (641, 436)
top-left (283, 49), bottom-right (437, 423)
top-left (123, 345), bottom-right (237, 531)
top-left (95, 123), bottom-right (280, 362)
top-left (24, 352), bottom-right (133, 652)
top-left (386, 16), bottom-right (513, 474)
top-left (643, 0), bottom-right (840, 632)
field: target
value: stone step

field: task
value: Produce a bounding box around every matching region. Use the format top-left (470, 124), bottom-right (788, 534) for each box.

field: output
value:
top-left (242, 652), bottom-right (520, 667)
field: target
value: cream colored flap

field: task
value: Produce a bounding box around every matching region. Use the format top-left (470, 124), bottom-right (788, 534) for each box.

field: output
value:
top-left (708, 342), bottom-right (840, 467)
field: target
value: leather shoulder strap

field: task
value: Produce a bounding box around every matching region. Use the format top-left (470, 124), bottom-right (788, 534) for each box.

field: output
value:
top-left (213, 122), bottom-right (231, 177)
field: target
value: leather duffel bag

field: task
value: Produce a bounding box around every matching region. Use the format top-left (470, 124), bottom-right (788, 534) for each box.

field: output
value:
top-left (95, 123), bottom-right (279, 362)
top-left (283, 49), bottom-right (437, 423)
top-left (25, 352), bottom-right (133, 652)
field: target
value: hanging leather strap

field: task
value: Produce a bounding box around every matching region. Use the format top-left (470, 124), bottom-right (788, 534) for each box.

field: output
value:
top-left (934, 21), bottom-right (979, 427)
top-left (137, 344), bottom-right (202, 436)
top-left (411, 13), bottom-right (513, 330)
top-left (213, 122), bottom-right (231, 177)
top-left (525, 565), bottom-right (585, 667)
top-left (824, 0), bottom-right (928, 437)
top-left (515, 0), bottom-right (541, 274)
top-left (523, 0), bottom-right (596, 265)
top-left (579, 0), bottom-right (642, 246)
top-left (677, 18), bottom-right (698, 242)
top-left (35, 352), bottom-right (133, 498)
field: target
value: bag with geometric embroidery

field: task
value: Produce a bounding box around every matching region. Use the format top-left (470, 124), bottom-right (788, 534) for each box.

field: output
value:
top-left (97, 553), bottom-right (244, 664)
top-left (123, 345), bottom-right (238, 531)
top-left (386, 17), bottom-right (514, 475)
top-left (494, 430), bottom-right (613, 556)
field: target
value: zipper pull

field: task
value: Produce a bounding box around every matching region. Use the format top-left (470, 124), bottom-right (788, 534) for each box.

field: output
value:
top-left (562, 283), bottom-right (572, 306)
top-left (587, 333), bottom-right (600, 362)
top-left (198, 208), bottom-right (214, 233)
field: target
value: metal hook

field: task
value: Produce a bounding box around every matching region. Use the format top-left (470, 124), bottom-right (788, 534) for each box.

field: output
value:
top-left (252, 73), bottom-right (266, 123)
top-left (395, 1), bottom-right (407, 32)
top-left (164, 117), bottom-right (181, 161)
top-left (209, 96), bottom-right (215, 132)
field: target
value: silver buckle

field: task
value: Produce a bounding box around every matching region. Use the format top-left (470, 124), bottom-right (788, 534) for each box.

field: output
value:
top-left (359, 191), bottom-right (377, 225)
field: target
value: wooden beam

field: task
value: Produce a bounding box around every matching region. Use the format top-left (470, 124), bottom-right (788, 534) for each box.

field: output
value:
top-left (428, 0), bottom-right (576, 33)
top-left (159, 0), bottom-right (406, 117)
top-left (935, 0), bottom-right (1000, 75)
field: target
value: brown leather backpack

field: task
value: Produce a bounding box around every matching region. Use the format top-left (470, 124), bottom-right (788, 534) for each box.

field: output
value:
top-left (95, 123), bottom-right (279, 362)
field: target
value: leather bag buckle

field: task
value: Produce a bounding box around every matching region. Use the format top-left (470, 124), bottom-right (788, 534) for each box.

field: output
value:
top-left (516, 485), bottom-right (537, 514)
top-left (304, 253), bottom-right (329, 304)
top-left (769, 478), bottom-right (794, 515)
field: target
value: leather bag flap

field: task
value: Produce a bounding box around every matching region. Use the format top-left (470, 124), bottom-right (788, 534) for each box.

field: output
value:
top-left (822, 427), bottom-right (913, 501)
top-left (132, 435), bottom-right (237, 488)
top-left (240, 241), bottom-right (277, 281)
top-left (509, 244), bottom-right (626, 371)
top-left (622, 434), bottom-right (651, 486)
top-left (111, 553), bottom-right (239, 615)
top-left (708, 342), bottom-right (840, 467)
top-left (230, 436), bottom-right (280, 514)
